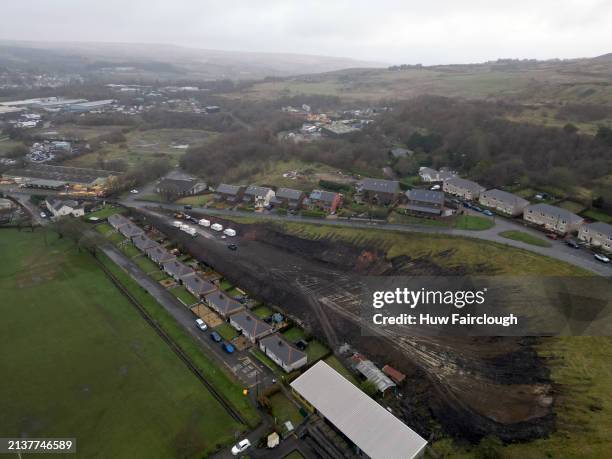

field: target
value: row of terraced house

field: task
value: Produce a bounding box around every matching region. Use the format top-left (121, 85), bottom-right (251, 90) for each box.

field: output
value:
top-left (419, 167), bottom-right (612, 251)
top-left (107, 213), bottom-right (309, 372)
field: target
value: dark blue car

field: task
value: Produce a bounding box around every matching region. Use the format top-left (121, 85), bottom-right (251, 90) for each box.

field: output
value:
top-left (210, 331), bottom-right (222, 342)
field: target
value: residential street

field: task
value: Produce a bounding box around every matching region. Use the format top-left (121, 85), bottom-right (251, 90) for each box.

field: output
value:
top-left (100, 243), bottom-right (277, 391)
top-left (123, 196), bottom-right (612, 277)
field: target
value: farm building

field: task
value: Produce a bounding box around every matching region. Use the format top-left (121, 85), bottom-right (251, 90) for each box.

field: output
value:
top-left (291, 361), bottom-right (427, 459)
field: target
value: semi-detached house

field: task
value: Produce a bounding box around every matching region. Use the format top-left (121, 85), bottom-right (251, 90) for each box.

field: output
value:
top-left (443, 177), bottom-right (485, 200)
top-left (578, 222), bottom-right (612, 252)
top-left (479, 189), bottom-right (529, 217)
top-left (523, 203), bottom-right (584, 234)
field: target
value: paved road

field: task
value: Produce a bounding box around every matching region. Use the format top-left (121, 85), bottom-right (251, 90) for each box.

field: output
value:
top-left (100, 242), bottom-right (276, 390)
top-left (124, 197), bottom-right (612, 277)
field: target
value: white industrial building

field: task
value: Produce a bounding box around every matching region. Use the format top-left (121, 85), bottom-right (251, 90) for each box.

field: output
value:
top-left (291, 361), bottom-right (427, 459)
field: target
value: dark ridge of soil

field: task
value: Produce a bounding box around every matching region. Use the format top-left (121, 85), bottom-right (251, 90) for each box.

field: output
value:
top-left (137, 210), bottom-right (556, 444)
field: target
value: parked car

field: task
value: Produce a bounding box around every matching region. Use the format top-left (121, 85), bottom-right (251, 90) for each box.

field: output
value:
top-left (566, 240), bottom-right (580, 249)
top-left (227, 244), bottom-right (238, 251)
top-left (223, 342), bottom-right (235, 354)
top-left (462, 202), bottom-right (472, 209)
top-left (482, 210), bottom-right (494, 216)
top-left (472, 206), bottom-right (483, 213)
top-left (231, 439), bottom-right (251, 456)
top-left (594, 253), bottom-right (610, 263)
top-left (40, 212), bottom-right (47, 218)
top-left (210, 331), bottom-right (222, 342)
top-left (130, 189), bottom-right (139, 194)
top-left (183, 204), bottom-right (192, 210)
top-left (195, 319), bottom-right (207, 331)
top-left (430, 184), bottom-right (441, 191)
top-left (546, 233), bottom-right (559, 240)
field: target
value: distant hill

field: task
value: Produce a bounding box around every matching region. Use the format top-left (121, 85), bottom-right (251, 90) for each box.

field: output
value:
top-left (0, 40), bottom-right (383, 80)
top-left (242, 55), bottom-right (612, 106)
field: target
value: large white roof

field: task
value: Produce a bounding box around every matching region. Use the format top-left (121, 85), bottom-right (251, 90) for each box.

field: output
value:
top-left (291, 361), bottom-right (427, 459)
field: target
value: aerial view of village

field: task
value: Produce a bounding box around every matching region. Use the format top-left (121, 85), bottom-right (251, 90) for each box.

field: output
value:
top-left (1, 1), bottom-right (611, 458)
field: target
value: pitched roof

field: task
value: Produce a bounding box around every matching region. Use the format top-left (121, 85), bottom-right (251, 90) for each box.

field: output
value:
top-left (481, 189), bottom-right (529, 207)
top-left (583, 221), bottom-right (612, 237)
top-left (47, 198), bottom-right (81, 211)
top-left (108, 213), bottom-right (129, 228)
top-left (146, 246), bottom-right (176, 264)
top-left (406, 189), bottom-right (444, 205)
top-left (244, 185), bottom-right (273, 197)
top-left (132, 235), bottom-right (158, 252)
top-left (204, 291), bottom-right (244, 316)
top-left (444, 177), bottom-right (484, 192)
top-left (216, 184), bottom-right (243, 195)
top-left (360, 178), bottom-right (400, 194)
top-left (182, 274), bottom-right (217, 296)
top-left (291, 361), bottom-right (427, 459)
top-left (309, 189), bottom-right (338, 203)
top-left (276, 187), bottom-right (304, 200)
top-left (230, 310), bottom-right (274, 338)
top-left (525, 203), bottom-right (583, 223)
top-left (390, 147), bottom-right (413, 158)
top-left (260, 333), bottom-right (306, 366)
top-left (119, 223), bottom-right (144, 238)
top-left (162, 260), bottom-right (194, 278)
top-left (382, 365), bottom-right (406, 384)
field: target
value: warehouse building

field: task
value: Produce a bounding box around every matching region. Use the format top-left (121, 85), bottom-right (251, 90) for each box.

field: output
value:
top-left (291, 361), bottom-right (427, 459)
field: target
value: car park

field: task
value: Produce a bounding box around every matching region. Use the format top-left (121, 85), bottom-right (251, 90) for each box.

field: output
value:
top-left (594, 253), bottom-right (610, 263)
top-left (195, 319), bottom-right (207, 331)
top-left (231, 439), bottom-right (251, 456)
top-left (210, 331), bottom-right (222, 342)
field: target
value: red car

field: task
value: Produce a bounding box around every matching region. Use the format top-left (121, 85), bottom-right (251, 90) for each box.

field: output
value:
top-left (545, 233), bottom-right (559, 240)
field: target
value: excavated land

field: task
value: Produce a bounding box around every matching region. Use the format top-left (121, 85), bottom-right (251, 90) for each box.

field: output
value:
top-left (136, 208), bottom-right (555, 443)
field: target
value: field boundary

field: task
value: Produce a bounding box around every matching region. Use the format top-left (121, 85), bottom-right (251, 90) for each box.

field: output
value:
top-left (94, 255), bottom-right (247, 426)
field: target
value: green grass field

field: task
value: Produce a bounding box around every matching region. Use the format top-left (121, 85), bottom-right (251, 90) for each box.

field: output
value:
top-left (216, 323), bottom-right (239, 341)
top-left (282, 327), bottom-right (306, 342)
top-left (252, 305), bottom-right (274, 318)
top-left (582, 209), bottom-right (612, 224)
top-left (268, 392), bottom-right (304, 427)
top-left (499, 230), bottom-right (552, 247)
top-left (169, 285), bottom-right (198, 305)
top-left (272, 221), bottom-right (588, 276)
top-left (0, 229), bottom-right (244, 458)
top-left (454, 215), bottom-right (495, 230)
top-left (85, 206), bottom-right (125, 220)
top-left (305, 340), bottom-right (330, 363)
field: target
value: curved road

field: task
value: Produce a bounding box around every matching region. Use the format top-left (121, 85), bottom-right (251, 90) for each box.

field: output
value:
top-left (123, 197), bottom-right (612, 277)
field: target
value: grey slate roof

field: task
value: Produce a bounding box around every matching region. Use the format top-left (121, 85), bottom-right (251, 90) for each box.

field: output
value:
top-left (406, 189), bottom-right (444, 205)
top-left (182, 274), bottom-right (217, 297)
top-left (119, 223), bottom-right (144, 238)
top-left (132, 235), bottom-right (158, 252)
top-left (390, 147), bottom-right (413, 158)
top-left (309, 189), bottom-right (338, 203)
top-left (108, 213), bottom-right (129, 228)
top-left (204, 291), bottom-right (244, 316)
top-left (276, 187), bottom-right (304, 200)
top-left (162, 260), bottom-right (194, 279)
top-left (585, 221), bottom-right (612, 237)
top-left (260, 333), bottom-right (306, 366)
top-left (47, 198), bottom-right (80, 211)
top-left (360, 178), bottom-right (400, 194)
top-left (230, 310), bottom-right (274, 338)
top-left (445, 177), bottom-right (484, 192)
top-left (481, 189), bottom-right (529, 207)
top-left (146, 246), bottom-right (176, 264)
top-left (244, 185), bottom-right (273, 197)
top-left (525, 203), bottom-right (583, 223)
top-left (216, 184), bottom-right (243, 196)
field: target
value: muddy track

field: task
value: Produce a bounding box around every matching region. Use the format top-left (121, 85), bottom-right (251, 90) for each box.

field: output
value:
top-left (135, 209), bottom-right (555, 442)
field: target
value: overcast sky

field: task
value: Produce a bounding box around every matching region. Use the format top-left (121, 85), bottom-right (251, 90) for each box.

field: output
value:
top-left (1, 0), bottom-right (611, 64)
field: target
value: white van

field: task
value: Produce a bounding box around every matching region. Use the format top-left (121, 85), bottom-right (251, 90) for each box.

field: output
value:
top-left (198, 218), bottom-right (211, 227)
top-left (223, 228), bottom-right (236, 237)
top-left (211, 223), bottom-right (223, 232)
